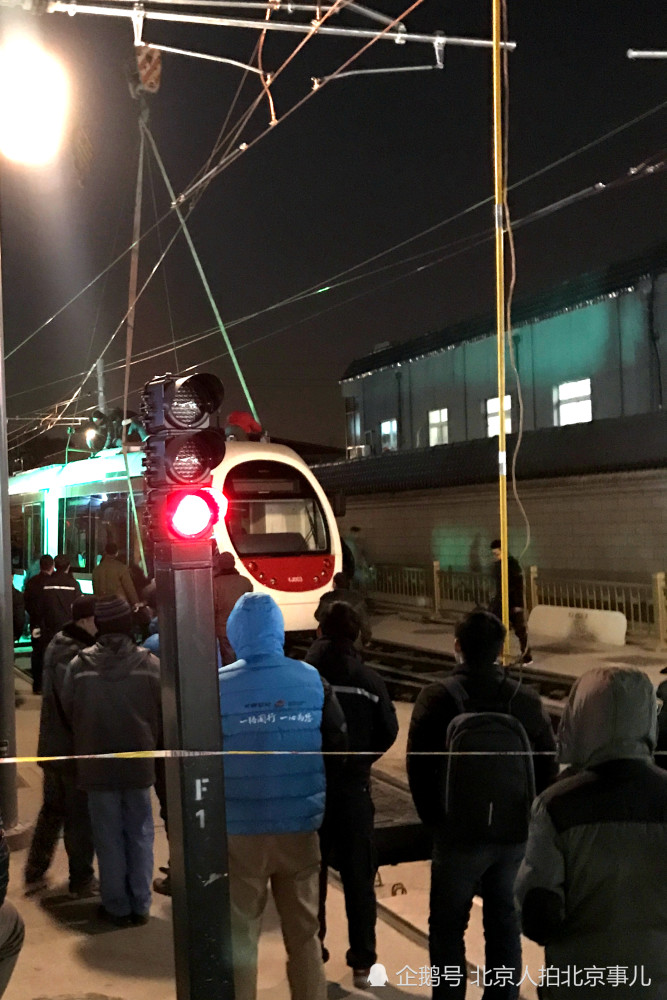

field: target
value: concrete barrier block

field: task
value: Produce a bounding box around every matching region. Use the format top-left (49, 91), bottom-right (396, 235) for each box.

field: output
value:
top-left (528, 604), bottom-right (627, 647)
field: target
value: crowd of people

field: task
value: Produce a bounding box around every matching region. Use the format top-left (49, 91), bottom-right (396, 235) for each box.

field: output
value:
top-left (3, 542), bottom-right (666, 1000)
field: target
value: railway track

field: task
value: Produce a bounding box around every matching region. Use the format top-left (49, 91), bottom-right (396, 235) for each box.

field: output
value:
top-left (289, 635), bottom-right (571, 722)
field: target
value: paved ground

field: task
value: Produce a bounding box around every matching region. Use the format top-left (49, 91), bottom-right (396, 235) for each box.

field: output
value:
top-left (11, 607), bottom-right (616, 1000)
top-left (7, 674), bottom-right (442, 1000)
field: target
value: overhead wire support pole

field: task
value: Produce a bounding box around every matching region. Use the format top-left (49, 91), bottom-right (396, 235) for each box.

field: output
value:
top-left (44, 1), bottom-right (516, 52)
top-left (492, 0), bottom-right (510, 660)
top-left (122, 109), bottom-right (148, 576)
top-left (141, 122), bottom-right (261, 424)
top-left (0, 207), bottom-right (18, 832)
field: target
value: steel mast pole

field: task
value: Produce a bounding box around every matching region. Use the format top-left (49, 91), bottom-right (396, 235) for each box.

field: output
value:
top-left (121, 109), bottom-right (148, 576)
top-left (492, 0), bottom-right (510, 659)
top-left (0, 206), bottom-right (18, 829)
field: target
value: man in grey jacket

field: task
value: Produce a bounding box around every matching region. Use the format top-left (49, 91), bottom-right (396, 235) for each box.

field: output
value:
top-left (515, 667), bottom-right (667, 999)
top-left (24, 596), bottom-right (97, 897)
top-left (62, 596), bottom-right (161, 927)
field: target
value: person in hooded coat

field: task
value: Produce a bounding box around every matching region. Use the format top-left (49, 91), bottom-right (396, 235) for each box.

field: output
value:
top-left (219, 592), bottom-right (348, 1000)
top-left (515, 667), bottom-right (667, 1000)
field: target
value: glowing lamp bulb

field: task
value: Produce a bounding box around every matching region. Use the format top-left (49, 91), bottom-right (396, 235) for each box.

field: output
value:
top-left (85, 428), bottom-right (97, 446)
top-left (166, 488), bottom-right (227, 541)
top-left (0, 38), bottom-right (69, 166)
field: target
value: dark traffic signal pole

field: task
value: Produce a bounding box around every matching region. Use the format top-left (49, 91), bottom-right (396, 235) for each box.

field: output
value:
top-left (142, 373), bottom-right (234, 999)
top-left (155, 540), bottom-right (235, 1000)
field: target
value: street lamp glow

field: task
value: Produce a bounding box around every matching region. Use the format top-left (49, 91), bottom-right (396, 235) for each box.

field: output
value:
top-left (0, 38), bottom-right (69, 166)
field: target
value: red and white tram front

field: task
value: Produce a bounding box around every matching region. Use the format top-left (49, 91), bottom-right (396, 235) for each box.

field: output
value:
top-left (211, 443), bottom-right (341, 633)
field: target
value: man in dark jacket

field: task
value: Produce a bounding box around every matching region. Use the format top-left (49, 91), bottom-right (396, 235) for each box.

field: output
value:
top-left (41, 554), bottom-right (82, 649)
top-left (0, 815), bottom-right (24, 997)
top-left (62, 596), bottom-right (161, 927)
top-left (314, 573), bottom-right (372, 645)
top-left (489, 539), bottom-right (532, 665)
top-left (24, 596), bottom-right (97, 897)
top-left (219, 592), bottom-right (348, 1000)
top-left (515, 667), bottom-right (667, 1000)
top-left (23, 553), bottom-right (54, 693)
top-left (407, 610), bottom-right (557, 1000)
top-left (212, 550), bottom-right (252, 664)
top-left (306, 601), bottom-right (397, 988)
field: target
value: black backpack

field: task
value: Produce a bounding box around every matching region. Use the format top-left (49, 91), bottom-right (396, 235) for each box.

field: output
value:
top-left (442, 677), bottom-right (536, 844)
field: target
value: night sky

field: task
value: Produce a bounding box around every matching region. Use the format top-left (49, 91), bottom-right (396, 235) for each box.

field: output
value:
top-left (2, 0), bottom-right (666, 450)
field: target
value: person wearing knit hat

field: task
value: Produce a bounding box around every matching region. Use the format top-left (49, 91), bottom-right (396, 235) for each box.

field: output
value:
top-left (62, 595), bottom-right (161, 927)
top-left (25, 595), bottom-right (98, 898)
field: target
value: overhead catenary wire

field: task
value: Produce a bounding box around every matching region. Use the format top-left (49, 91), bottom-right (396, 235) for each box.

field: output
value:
top-left (145, 127), bottom-right (180, 371)
top-left (9, 143), bottom-right (666, 420)
top-left (313, 61), bottom-right (443, 85)
top-left (139, 42), bottom-right (264, 75)
top-left (500, 0), bottom-right (530, 565)
top-left (8, 95), bottom-right (667, 367)
top-left (8, 149), bottom-right (667, 436)
top-left (141, 120), bottom-right (262, 423)
top-left (10, 0), bottom-right (410, 447)
top-left (8, 13), bottom-right (667, 452)
top-left (175, 0), bottom-right (446, 204)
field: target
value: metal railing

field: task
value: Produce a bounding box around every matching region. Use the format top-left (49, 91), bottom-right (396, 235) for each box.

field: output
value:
top-left (368, 563), bottom-right (433, 608)
top-left (436, 566), bottom-right (493, 611)
top-left (368, 561), bottom-right (667, 645)
top-left (531, 569), bottom-right (666, 643)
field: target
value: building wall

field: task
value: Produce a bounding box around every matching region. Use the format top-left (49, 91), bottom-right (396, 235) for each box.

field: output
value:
top-left (338, 469), bottom-right (667, 582)
top-left (345, 283), bottom-right (658, 454)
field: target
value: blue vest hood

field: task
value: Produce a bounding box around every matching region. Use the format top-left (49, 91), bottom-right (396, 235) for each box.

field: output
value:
top-left (227, 592), bottom-right (284, 660)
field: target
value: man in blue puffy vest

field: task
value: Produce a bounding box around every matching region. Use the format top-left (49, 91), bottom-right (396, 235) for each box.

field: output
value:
top-left (219, 592), bottom-right (348, 1000)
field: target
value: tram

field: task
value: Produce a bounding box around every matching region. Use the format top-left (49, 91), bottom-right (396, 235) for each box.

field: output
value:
top-left (9, 440), bottom-right (342, 633)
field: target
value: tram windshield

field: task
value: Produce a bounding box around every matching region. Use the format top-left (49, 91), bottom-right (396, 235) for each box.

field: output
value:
top-left (223, 460), bottom-right (329, 557)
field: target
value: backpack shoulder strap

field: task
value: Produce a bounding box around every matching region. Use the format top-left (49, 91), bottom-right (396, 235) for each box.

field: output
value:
top-left (441, 676), bottom-right (469, 716)
top-left (497, 673), bottom-right (519, 715)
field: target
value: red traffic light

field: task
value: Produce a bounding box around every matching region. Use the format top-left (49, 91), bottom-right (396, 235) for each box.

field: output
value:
top-left (165, 488), bottom-right (228, 541)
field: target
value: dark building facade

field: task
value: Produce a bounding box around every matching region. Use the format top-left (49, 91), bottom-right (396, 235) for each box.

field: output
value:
top-left (313, 247), bottom-right (667, 581)
top-left (341, 247), bottom-right (667, 457)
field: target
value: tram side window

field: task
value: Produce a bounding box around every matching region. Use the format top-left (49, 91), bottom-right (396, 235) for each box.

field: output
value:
top-left (10, 501), bottom-right (43, 575)
top-left (59, 493), bottom-right (130, 573)
top-left (60, 498), bottom-right (93, 572)
top-left (92, 494), bottom-right (130, 569)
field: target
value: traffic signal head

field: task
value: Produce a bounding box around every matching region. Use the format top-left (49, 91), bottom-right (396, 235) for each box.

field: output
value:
top-left (141, 372), bottom-right (226, 542)
top-left (144, 374), bottom-right (225, 433)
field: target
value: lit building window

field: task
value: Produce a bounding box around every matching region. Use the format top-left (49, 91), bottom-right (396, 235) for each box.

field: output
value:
top-left (554, 378), bottom-right (592, 426)
top-left (380, 419), bottom-right (398, 452)
top-left (429, 408), bottom-right (449, 446)
top-left (486, 395), bottom-right (512, 437)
